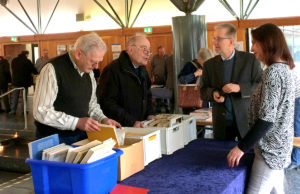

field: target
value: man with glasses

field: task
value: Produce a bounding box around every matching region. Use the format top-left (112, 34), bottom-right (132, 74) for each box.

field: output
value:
top-left (33, 33), bottom-right (121, 144)
top-left (98, 34), bottom-right (156, 127)
top-left (201, 23), bottom-right (262, 141)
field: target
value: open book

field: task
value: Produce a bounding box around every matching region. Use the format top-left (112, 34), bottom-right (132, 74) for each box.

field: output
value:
top-left (86, 124), bottom-right (125, 147)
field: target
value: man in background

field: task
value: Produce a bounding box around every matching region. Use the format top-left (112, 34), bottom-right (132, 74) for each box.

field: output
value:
top-left (0, 56), bottom-right (11, 113)
top-left (35, 49), bottom-right (49, 73)
top-left (10, 50), bottom-right (37, 115)
top-left (201, 23), bottom-right (262, 140)
top-left (98, 34), bottom-right (156, 127)
top-left (150, 46), bottom-right (170, 113)
top-left (150, 46), bottom-right (169, 85)
top-left (33, 33), bottom-right (120, 144)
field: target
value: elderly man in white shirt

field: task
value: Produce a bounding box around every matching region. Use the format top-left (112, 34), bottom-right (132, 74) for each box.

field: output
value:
top-left (33, 33), bottom-right (121, 144)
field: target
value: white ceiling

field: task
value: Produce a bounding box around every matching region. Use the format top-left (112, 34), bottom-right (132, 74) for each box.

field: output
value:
top-left (0, 0), bottom-right (299, 36)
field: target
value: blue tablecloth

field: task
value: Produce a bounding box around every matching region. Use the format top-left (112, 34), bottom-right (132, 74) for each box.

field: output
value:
top-left (121, 138), bottom-right (254, 194)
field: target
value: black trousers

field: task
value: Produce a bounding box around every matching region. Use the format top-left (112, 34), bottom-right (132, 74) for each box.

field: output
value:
top-left (224, 119), bottom-right (241, 141)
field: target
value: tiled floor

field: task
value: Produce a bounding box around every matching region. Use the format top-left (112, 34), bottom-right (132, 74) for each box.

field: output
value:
top-left (0, 171), bottom-right (25, 184)
top-left (0, 96), bottom-right (35, 131)
top-left (0, 95), bottom-right (34, 190)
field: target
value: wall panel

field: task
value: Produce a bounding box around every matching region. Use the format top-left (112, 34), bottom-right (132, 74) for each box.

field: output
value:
top-left (1, 16), bottom-right (300, 67)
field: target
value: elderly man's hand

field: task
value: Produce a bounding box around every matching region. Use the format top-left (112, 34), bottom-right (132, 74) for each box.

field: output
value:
top-left (213, 91), bottom-right (225, 103)
top-left (133, 121), bottom-right (145, 128)
top-left (101, 118), bottom-right (122, 128)
top-left (76, 117), bottom-right (100, 132)
top-left (222, 83), bottom-right (240, 94)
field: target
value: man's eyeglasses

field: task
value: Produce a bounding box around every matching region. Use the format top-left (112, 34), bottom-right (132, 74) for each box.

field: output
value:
top-left (212, 37), bottom-right (232, 42)
top-left (131, 45), bottom-right (152, 55)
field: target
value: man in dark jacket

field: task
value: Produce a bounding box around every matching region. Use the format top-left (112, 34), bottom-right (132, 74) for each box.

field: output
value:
top-left (201, 23), bottom-right (262, 140)
top-left (0, 57), bottom-right (11, 113)
top-left (98, 35), bottom-right (156, 127)
top-left (9, 51), bottom-right (37, 114)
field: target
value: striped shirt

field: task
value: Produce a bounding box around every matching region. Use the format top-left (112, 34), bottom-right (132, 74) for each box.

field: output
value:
top-left (33, 52), bottom-right (107, 131)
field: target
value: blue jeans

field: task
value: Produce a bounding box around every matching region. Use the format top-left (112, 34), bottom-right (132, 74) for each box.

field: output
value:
top-left (292, 97), bottom-right (300, 165)
top-left (10, 87), bottom-right (28, 113)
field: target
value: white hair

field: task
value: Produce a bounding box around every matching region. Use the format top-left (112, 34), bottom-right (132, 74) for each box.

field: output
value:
top-left (126, 33), bottom-right (147, 49)
top-left (74, 32), bottom-right (107, 54)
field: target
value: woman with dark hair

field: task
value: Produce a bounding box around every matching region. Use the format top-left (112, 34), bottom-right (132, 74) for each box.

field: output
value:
top-left (227, 23), bottom-right (295, 193)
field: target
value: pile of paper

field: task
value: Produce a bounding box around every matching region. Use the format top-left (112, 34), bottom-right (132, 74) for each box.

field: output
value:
top-left (147, 114), bottom-right (183, 127)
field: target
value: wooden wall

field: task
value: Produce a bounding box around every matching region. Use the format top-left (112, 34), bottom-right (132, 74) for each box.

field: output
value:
top-left (0, 26), bottom-right (173, 72)
top-left (1, 16), bottom-right (300, 71)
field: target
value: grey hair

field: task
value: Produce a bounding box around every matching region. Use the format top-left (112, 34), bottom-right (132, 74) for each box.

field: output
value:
top-left (126, 33), bottom-right (147, 49)
top-left (197, 48), bottom-right (214, 62)
top-left (74, 32), bottom-right (107, 54)
top-left (215, 23), bottom-right (237, 39)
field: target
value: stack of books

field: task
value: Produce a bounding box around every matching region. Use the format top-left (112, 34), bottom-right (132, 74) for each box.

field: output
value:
top-left (28, 134), bottom-right (116, 164)
top-left (65, 138), bottom-right (116, 164)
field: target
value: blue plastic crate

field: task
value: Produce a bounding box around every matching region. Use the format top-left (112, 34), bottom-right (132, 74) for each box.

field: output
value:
top-left (26, 149), bottom-right (123, 194)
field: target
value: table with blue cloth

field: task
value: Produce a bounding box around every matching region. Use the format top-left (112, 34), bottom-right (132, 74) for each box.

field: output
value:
top-left (121, 138), bottom-right (254, 194)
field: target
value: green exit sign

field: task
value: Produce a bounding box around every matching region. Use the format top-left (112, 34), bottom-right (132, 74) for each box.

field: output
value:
top-left (144, 28), bottom-right (152, 33)
top-left (11, 37), bottom-right (18, 42)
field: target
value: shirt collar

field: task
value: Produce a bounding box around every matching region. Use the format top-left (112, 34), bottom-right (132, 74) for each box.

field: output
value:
top-left (68, 51), bottom-right (85, 76)
top-left (132, 63), bottom-right (139, 69)
top-left (221, 49), bottom-right (235, 61)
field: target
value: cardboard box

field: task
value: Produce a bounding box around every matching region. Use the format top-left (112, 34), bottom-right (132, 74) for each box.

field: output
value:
top-left (124, 127), bottom-right (162, 166)
top-left (73, 138), bottom-right (145, 181)
top-left (117, 138), bottom-right (144, 181)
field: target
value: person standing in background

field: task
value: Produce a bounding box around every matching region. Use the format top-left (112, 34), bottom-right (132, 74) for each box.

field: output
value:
top-left (150, 46), bottom-right (170, 113)
top-left (201, 23), bottom-right (262, 140)
top-left (227, 23), bottom-right (295, 193)
top-left (178, 48), bottom-right (214, 114)
top-left (165, 54), bottom-right (174, 113)
top-left (150, 46), bottom-right (169, 85)
top-left (0, 56), bottom-right (11, 113)
top-left (35, 49), bottom-right (49, 73)
top-left (9, 51), bottom-right (37, 115)
top-left (178, 48), bottom-right (213, 85)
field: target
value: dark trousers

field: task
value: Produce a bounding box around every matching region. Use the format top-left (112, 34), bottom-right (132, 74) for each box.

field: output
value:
top-left (35, 121), bottom-right (87, 145)
top-left (11, 87), bottom-right (28, 112)
top-left (0, 88), bottom-right (10, 111)
top-left (224, 119), bottom-right (241, 141)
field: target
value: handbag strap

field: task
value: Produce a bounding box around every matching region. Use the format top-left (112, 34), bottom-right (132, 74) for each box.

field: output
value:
top-left (191, 61), bottom-right (201, 85)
